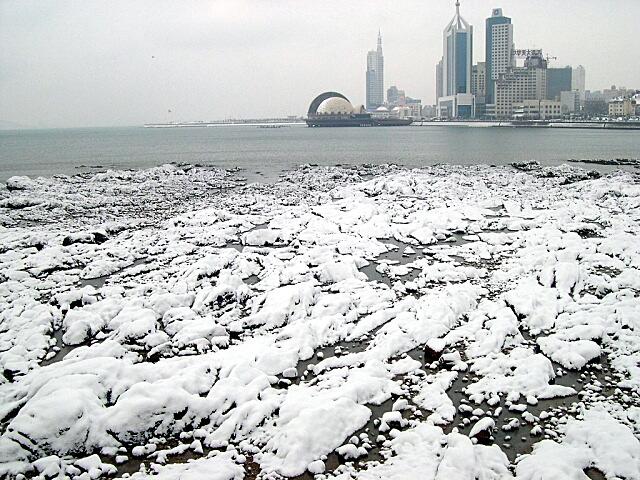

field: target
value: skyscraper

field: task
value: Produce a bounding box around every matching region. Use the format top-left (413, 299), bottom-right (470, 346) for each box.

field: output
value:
top-left (485, 8), bottom-right (514, 105)
top-left (572, 65), bottom-right (586, 99)
top-left (547, 67), bottom-right (572, 101)
top-left (442, 1), bottom-right (473, 96)
top-left (436, 58), bottom-right (443, 101)
top-left (437, 1), bottom-right (475, 118)
top-left (366, 31), bottom-right (384, 110)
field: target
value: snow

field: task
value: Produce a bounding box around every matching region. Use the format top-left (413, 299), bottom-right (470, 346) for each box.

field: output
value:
top-left (515, 409), bottom-right (640, 479)
top-left (469, 417), bottom-right (496, 438)
top-left (258, 397), bottom-right (370, 476)
top-left (1, 163), bottom-right (639, 479)
top-left (129, 451), bottom-right (244, 480)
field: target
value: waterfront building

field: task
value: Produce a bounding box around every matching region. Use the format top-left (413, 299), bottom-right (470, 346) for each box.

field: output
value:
top-left (437, 1), bottom-right (475, 118)
top-left (390, 105), bottom-right (414, 119)
top-left (560, 90), bottom-right (580, 114)
top-left (366, 31), bottom-right (384, 110)
top-left (306, 92), bottom-right (412, 127)
top-left (572, 65), bottom-right (586, 100)
top-left (547, 67), bottom-right (572, 101)
top-left (422, 104), bottom-right (437, 118)
top-left (405, 98), bottom-right (423, 119)
top-left (494, 52), bottom-right (547, 119)
top-left (540, 100), bottom-right (562, 119)
top-left (485, 8), bottom-right (514, 106)
top-left (438, 93), bottom-right (476, 119)
top-left (512, 99), bottom-right (561, 120)
top-left (584, 99), bottom-right (608, 116)
top-left (608, 97), bottom-right (635, 117)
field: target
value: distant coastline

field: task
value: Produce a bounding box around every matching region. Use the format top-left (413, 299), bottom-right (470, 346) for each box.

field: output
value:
top-left (413, 120), bottom-right (640, 130)
top-left (143, 119), bottom-right (640, 130)
top-left (144, 118), bottom-right (306, 128)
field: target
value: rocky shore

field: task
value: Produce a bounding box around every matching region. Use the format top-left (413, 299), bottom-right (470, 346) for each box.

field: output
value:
top-left (0, 163), bottom-right (639, 480)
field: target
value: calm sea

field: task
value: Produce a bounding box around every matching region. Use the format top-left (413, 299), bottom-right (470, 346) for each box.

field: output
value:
top-left (1, 125), bottom-right (638, 183)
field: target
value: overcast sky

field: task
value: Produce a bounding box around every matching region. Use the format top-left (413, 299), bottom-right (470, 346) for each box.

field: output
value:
top-left (1, 0), bottom-right (638, 128)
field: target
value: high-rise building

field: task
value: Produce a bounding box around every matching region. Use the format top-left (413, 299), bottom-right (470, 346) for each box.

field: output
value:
top-left (471, 62), bottom-right (487, 116)
top-left (366, 31), bottom-right (384, 110)
top-left (547, 67), bottom-right (572, 101)
top-left (485, 8), bottom-right (514, 105)
top-left (472, 62), bottom-right (486, 100)
top-left (437, 1), bottom-right (474, 118)
top-left (436, 58), bottom-right (443, 101)
top-left (442, 0), bottom-right (473, 96)
top-left (572, 65), bottom-right (586, 99)
top-left (494, 52), bottom-right (547, 118)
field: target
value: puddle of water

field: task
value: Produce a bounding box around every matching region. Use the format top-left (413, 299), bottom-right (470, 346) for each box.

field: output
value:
top-left (40, 329), bottom-right (85, 366)
top-left (79, 258), bottom-right (149, 288)
top-left (584, 467), bottom-right (607, 480)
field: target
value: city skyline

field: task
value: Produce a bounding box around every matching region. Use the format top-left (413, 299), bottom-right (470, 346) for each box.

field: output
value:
top-left (1, 0), bottom-right (639, 128)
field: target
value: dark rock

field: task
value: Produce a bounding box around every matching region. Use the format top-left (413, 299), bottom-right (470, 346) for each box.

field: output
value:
top-left (424, 344), bottom-right (442, 363)
top-left (511, 161), bottom-right (542, 172)
top-left (62, 231), bottom-right (109, 246)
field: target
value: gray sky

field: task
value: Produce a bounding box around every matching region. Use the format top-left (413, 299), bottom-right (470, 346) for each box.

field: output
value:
top-left (1, 0), bottom-right (638, 128)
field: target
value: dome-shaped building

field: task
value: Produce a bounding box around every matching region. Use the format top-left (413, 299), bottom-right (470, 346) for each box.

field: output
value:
top-left (305, 91), bottom-right (413, 127)
top-left (316, 97), bottom-right (354, 115)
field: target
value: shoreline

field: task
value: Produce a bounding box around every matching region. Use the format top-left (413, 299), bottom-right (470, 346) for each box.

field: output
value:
top-left (413, 120), bottom-right (640, 130)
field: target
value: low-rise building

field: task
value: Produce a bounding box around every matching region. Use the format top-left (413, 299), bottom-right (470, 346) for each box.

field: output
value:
top-left (608, 97), bottom-right (635, 117)
top-left (540, 100), bottom-right (562, 119)
top-left (422, 105), bottom-right (437, 118)
top-left (391, 106), bottom-right (413, 119)
top-left (584, 99), bottom-right (608, 116)
top-left (405, 100), bottom-right (422, 119)
top-left (437, 93), bottom-right (476, 119)
top-left (512, 99), bottom-right (561, 120)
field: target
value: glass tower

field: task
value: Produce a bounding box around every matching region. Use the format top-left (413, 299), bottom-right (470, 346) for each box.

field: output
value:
top-left (442, 1), bottom-right (473, 97)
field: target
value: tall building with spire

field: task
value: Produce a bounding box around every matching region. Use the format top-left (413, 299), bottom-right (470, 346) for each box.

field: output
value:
top-left (437, 1), bottom-right (475, 118)
top-left (366, 31), bottom-right (384, 110)
top-left (442, 0), bottom-right (473, 96)
top-left (485, 8), bottom-right (514, 105)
